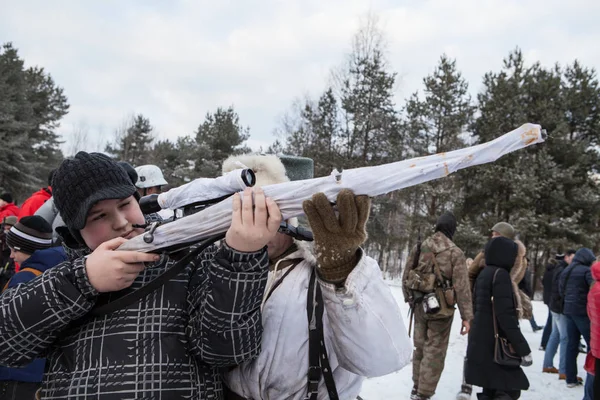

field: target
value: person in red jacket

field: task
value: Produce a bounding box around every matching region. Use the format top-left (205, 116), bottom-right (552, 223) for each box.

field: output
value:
top-left (587, 261), bottom-right (600, 398)
top-left (18, 170), bottom-right (54, 220)
top-left (0, 193), bottom-right (19, 221)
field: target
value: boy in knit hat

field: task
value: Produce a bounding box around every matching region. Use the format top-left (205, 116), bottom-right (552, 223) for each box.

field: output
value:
top-left (1, 215), bottom-right (67, 400)
top-left (0, 151), bottom-right (281, 399)
top-left (5, 215), bottom-right (53, 266)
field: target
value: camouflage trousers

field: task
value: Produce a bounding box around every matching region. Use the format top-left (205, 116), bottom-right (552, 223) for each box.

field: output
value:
top-left (412, 305), bottom-right (454, 397)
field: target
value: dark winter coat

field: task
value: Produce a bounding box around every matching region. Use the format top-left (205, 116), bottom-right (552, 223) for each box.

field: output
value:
top-left (542, 261), bottom-right (557, 305)
top-left (4, 246), bottom-right (67, 287)
top-left (18, 187), bottom-right (52, 219)
top-left (549, 260), bottom-right (568, 314)
top-left (0, 235), bottom-right (269, 399)
top-left (559, 248), bottom-right (595, 316)
top-left (466, 238), bottom-right (530, 392)
top-left (0, 247), bottom-right (67, 383)
top-left (518, 268), bottom-right (533, 299)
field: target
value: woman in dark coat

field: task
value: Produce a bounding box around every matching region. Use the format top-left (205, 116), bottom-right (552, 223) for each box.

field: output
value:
top-left (466, 237), bottom-right (532, 399)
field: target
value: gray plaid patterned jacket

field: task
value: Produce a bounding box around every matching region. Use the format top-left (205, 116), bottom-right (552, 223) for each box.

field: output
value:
top-left (0, 235), bottom-right (268, 399)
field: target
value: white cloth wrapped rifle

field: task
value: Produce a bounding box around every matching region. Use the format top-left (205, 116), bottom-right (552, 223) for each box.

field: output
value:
top-left (155, 168), bottom-right (253, 210)
top-left (119, 123), bottom-right (545, 252)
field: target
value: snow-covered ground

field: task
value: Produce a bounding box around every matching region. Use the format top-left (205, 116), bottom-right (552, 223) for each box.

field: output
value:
top-left (360, 283), bottom-right (586, 399)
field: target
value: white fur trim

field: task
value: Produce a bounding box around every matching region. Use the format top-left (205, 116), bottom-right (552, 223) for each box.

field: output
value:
top-left (290, 240), bottom-right (317, 265)
top-left (222, 154), bottom-right (289, 187)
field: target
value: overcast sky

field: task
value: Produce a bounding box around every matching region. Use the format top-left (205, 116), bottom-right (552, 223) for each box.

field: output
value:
top-left (2, 0), bottom-right (599, 154)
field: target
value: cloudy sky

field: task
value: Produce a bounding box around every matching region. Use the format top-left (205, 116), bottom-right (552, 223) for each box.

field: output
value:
top-left (2, 0), bottom-right (599, 154)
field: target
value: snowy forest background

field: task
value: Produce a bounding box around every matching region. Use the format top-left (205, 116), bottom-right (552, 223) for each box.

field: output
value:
top-left (2, 18), bottom-right (600, 292)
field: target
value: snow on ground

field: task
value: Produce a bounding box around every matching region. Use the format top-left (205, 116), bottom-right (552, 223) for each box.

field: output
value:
top-left (360, 283), bottom-right (585, 400)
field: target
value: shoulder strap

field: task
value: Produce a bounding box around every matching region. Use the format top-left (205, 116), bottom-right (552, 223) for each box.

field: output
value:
top-left (73, 234), bottom-right (224, 326)
top-left (19, 267), bottom-right (43, 277)
top-left (306, 268), bottom-right (339, 400)
top-left (2, 267), bottom-right (42, 292)
top-left (264, 258), bottom-right (303, 303)
top-left (491, 269), bottom-right (500, 338)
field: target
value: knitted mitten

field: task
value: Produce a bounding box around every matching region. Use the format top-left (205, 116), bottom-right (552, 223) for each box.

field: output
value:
top-left (302, 189), bottom-right (370, 283)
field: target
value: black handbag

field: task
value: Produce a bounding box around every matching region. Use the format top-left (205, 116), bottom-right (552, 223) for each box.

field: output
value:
top-left (491, 269), bottom-right (521, 367)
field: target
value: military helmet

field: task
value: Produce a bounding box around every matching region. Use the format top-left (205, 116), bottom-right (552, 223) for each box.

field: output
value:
top-left (491, 222), bottom-right (516, 240)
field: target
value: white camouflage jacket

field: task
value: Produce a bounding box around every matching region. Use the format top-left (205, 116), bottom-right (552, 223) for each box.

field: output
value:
top-left (225, 243), bottom-right (412, 400)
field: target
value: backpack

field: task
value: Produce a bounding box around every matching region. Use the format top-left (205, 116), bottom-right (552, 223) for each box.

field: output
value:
top-left (405, 242), bottom-right (456, 319)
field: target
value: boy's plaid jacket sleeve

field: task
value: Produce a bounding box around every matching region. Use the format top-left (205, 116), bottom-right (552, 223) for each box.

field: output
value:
top-left (0, 258), bottom-right (97, 367)
top-left (186, 243), bottom-right (269, 367)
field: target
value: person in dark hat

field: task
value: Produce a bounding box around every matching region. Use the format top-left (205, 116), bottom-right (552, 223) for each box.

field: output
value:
top-left (5, 216), bottom-right (53, 266)
top-left (1, 215), bottom-right (67, 400)
top-left (540, 253), bottom-right (564, 354)
top-left (0, 151), bottom-right (281, 399)
top-left (403, 211), bottom-right (473, 400)
top-left (547, 249), bottom-right (580, 382)
top-left (34, 161), bottom-right (140, 246)
top-left (465, 237), bottom-right (532, 399)
top-left (458, 222), bottom-right (530, 399)
top-left (0, 192), bottom-right (19, 221)
top-left (560, 248), bottom-right (595, 390)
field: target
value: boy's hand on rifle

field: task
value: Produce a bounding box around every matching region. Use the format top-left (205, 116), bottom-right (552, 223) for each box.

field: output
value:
top-left (86, 237), bottom-right (160, 293)
top-left (303, 189), bottom-right (371, 283)
top-left (226, 187), bottom-right (282, 252)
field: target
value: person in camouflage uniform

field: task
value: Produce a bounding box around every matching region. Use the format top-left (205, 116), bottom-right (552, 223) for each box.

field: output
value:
top-left (403, 211), bottom-right (473, 400)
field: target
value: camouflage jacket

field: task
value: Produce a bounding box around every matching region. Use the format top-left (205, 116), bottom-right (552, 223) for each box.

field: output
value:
top-left (403, 231), bottom-right (474, 321)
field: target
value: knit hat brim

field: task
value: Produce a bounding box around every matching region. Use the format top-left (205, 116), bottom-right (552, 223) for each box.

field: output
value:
top-left (72, 184), bottom-right (137, 230)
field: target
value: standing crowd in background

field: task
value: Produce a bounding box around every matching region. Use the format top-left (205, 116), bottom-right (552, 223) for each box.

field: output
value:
top-left (403, 217), bottom-right (598, 400)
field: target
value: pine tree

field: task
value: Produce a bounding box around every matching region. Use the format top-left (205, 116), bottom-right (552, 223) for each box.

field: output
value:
top-left (193, 106), bottom-right (251, 178)
top-left (0, 42), bottom-right (68, 202)
top-left (149, 136), bottom-right (199, 187)
top-left (403, 55), bottom-right (474, 227)
top-left (266, 139), bottom-right (284, 154)
top-left (337, 17), bottom-right (399, 167)
top-left (457, 49), bottom-right (600, 281)
top-left (106, 114), bottom-right (154, 166)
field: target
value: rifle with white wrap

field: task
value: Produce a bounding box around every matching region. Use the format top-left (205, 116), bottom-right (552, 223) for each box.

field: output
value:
top-left (120, 123), bottom-right (545, 253)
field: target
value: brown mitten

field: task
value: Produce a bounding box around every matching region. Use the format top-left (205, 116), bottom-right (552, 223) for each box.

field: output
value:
top-left (302, 189), bottom-right (371, 283)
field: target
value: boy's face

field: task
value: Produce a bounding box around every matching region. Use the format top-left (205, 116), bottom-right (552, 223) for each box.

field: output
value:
top-left (10, 248), bottom-right (30, 264)
top-left (80, 196), bottom-right (146, 250)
